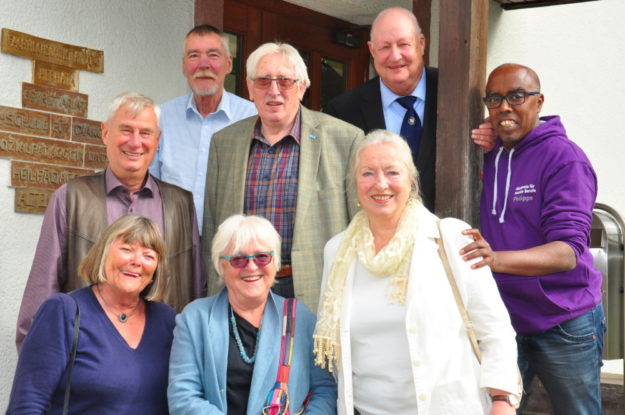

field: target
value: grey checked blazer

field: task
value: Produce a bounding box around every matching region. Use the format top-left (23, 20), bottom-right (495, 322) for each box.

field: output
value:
top-left (202, 106), bottom-right (363, 311)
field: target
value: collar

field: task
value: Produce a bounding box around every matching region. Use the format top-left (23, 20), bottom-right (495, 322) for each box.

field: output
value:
top-left (253, 107), bottom-right (302, 145)
top-left (379, 68), bottom-right (427, 110)
top-left (104, 167), bottom-right (155, 196)
top-left (185, 91), bottom-right (230, 119)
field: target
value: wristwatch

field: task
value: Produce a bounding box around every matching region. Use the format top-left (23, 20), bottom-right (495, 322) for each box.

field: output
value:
top-left (491, 394), bottom-right (519, 407)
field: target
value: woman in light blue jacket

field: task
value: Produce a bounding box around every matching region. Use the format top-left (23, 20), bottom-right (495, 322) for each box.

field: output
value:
top-left (168, 214), bottom-right (336, 415)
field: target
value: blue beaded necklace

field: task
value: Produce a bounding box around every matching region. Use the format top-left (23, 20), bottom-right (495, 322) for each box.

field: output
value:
top-left (229, 305), bottom-right (260, 365)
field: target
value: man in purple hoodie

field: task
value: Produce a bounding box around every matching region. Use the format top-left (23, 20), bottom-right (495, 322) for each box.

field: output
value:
top-left (462, 63), bottom-right (604, 414)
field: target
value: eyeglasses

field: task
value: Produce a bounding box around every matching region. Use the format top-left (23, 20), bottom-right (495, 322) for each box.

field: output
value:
top-left (253, 77), bottom-right (298, 90)
top-left (482, 91), bottom-right (540, 109)
top-left (221, 251), bottom-right (274, 269)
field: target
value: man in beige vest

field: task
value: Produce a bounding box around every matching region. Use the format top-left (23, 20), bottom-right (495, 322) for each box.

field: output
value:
top-left (16, 92), bottom-right (204, 351)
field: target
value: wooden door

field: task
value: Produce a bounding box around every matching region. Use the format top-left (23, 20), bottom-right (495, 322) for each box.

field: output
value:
top-left (223, 0), bottom-right (370, 111)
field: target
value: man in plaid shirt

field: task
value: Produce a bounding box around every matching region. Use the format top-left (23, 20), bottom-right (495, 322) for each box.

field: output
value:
top-left (202, 42), bottom-right (363, 311)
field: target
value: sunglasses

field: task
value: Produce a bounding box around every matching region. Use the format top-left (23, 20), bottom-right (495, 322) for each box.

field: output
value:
top-left (221, 251), bottom-right (274, 269)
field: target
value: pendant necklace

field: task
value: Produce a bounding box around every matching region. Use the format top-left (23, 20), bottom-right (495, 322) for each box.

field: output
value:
top-left (96, 284), bottom-right (141, 323)
top-left (229, 305), bottom-right (261, 365)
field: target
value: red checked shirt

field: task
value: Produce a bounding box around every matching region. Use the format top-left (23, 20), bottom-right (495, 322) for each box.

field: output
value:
top-left (244, 110), bottom-right (301, 264)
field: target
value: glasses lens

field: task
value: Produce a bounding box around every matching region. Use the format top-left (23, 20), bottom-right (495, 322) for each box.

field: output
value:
top-left (255, 78), bottom-right (272, 89)
top-left (229, 255), bottom-right (249, 268)
top-left (507, 92), bottom-right (526, 106)
top-left (253, 252), bottom-right (272, 266)
top-left (277, 78), bottom-right (294, 89)
top-left (484, 95), bottom-right (502, 109)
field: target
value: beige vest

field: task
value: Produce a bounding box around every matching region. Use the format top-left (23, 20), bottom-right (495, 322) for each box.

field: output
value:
top-left (64, 172), bottom-right (196, 312)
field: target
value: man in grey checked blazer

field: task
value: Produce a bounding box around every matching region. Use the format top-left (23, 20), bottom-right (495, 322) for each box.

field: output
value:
top-left (202, 42), bottom-right (363, 311)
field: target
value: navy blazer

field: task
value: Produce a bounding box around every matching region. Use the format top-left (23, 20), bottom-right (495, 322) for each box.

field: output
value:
top-left (168, 289), bottom-right (337, 414)
top-left (325, 67), bottom-right (438, 211)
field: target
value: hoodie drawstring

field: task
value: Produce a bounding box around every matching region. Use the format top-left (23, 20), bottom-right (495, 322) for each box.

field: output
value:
top-left (491, 147), bottom-right (504, 216)
top-left (491, 147), bottom-right (514, 224)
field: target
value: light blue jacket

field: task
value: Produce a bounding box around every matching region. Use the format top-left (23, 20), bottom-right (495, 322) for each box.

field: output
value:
top-left (168, 289), bottom-right (337, 414)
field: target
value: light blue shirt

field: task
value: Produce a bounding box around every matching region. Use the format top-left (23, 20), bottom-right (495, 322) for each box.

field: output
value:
top-left (379, 69), bottom-right (427, 135)
top-left (150, 92), bottom-right (257, 233)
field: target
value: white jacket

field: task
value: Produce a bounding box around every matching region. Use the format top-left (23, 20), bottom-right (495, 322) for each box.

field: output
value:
top-left (321, 206), bottom-right (519, 415)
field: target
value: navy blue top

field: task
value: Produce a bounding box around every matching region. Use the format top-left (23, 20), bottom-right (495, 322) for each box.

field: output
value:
top-left (7, 286), bottom-right (175, 414)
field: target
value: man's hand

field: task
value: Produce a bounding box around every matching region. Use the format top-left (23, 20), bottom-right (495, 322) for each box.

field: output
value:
top-left (471, 118), bottom-right (496, 153)
top-left (460, 228), bottom-right (497, 270)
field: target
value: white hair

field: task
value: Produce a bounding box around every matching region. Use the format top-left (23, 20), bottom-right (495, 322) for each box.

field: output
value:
top-left (211, 214), bottom-right (282, 278)
top-left (351, 129), bottom-right (421, 201)
top-left (106, 92), bottom-right (160, 125)
top-left (246, 42), bottom-right (310, 89)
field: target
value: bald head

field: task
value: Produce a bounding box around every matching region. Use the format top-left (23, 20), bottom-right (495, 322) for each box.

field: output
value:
top-left (488, 63), bottom-right (541, 91)
top-left (370, 7), bottom-right (421, 40)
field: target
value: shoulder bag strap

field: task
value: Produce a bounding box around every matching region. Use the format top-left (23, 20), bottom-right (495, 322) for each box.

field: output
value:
top-left (63, 294), bottom-right (81, 415)
top-left (436, 221), bottom-right (482, 363)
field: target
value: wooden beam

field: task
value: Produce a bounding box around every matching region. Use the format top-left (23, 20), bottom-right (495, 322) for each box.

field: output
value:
top-left (435, 0), bottom-right (489, 225)
top-left (413, 0), bottom-right (432, 66)
top-left (195, 0), bottom-right (224, 29)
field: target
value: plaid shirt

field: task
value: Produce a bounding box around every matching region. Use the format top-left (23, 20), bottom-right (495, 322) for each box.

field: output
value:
top-left (244, 111), bottom-right (301, 264)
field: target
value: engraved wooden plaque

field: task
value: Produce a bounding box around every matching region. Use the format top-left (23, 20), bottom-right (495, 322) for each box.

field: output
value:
top-left (33, 61), bottom-right (79, 91)
top-left (1, 28), bottom-right (103, 73)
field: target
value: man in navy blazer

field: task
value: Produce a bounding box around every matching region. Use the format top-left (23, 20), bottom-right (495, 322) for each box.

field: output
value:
top-left (325, 7), bottom-right (438, 211)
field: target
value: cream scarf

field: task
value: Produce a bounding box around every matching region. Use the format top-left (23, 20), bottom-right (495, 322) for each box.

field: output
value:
top-left (313, 199), bottom-right (421, 372)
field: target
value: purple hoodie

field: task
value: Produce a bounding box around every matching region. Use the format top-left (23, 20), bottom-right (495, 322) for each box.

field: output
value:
top-left (481, 115), bottom-right (602, 335)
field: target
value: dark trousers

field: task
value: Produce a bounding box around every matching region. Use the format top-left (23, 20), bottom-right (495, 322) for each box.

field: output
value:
top-left (271, 275), bottom-right (294, 298)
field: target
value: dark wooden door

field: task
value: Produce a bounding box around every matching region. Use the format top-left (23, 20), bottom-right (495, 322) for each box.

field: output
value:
top-left (223, 0), bottom-right (370, 111)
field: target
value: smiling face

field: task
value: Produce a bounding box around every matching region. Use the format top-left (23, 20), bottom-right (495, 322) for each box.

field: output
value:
top-left (222, 240), bottom-right (276, 309)
top-left (356, 143), bottom-right (412, 226)
top-left (486, 64), bottom-right (544, 149)
top-left (183, 32), bottom-right (232, 97)
top-left (247, 53), bottom-right (305, 131)
top-left (368, 8), bottom-right (425, 96)
top-left (103, 238), bottom-right (158, 297)
top-left (101, 104), bottom-right (160, 185)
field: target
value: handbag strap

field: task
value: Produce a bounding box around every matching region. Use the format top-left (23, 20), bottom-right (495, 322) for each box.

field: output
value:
top-left (63, 294), bottom-right (81, 415)
top-left (436, 221), bottom-right (482, 363)
top-left (277, 298), bottom-right (297, 382)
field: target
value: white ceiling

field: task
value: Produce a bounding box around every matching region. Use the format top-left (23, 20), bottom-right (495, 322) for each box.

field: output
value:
top-left (284, 0), bottom-right (413, 25)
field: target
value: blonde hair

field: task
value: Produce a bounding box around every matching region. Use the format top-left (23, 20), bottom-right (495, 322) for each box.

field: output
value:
top-left (78, 215), bottom-right (168, 301)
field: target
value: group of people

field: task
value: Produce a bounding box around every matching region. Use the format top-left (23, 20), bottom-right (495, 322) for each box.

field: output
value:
top-left (7, 6), bottom-right (603, 415)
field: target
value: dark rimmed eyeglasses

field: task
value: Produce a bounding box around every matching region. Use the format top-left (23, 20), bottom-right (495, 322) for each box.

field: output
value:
top-left (221, 251), bottom-right (274, 269)
top-left (253, 77), bottom-right (298, 90)
top-left (482, 91), bottom-right (540, 109)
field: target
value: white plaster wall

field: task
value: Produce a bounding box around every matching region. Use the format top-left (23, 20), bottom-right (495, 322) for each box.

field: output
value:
top-left (487, 0), bottom-right (625, 217)
top-left (0, 0), bottom-right (193, 409)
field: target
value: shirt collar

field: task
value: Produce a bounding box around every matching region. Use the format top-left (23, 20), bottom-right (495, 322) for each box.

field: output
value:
top-left (253, 107), bottom-right (302, 145)
top-left (379, 69), bottom-right (427, 110)
top-left (185, 91), bottom-right (230, 119)
top-left (104, 167), bottom-right (155, 196)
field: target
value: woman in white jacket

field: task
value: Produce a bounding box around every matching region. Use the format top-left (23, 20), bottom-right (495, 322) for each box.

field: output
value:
top-left (313, 130), bottom-right (520, 415)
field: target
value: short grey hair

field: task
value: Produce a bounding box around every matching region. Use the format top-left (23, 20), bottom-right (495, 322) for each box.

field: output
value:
top-left (351, 129), bottom-right (421, 202)
top-left (106, 92), bottom-right (161, 126)
top-left (185, 24), bottom-right (231, 57)
top-left (211, 214), bottom-right (282, 278)
top-left (246, 42), bottom-right (310, 89)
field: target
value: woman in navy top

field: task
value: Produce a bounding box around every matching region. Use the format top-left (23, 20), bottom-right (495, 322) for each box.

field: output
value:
top-left (7, 215), bottom-right (175, 414)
